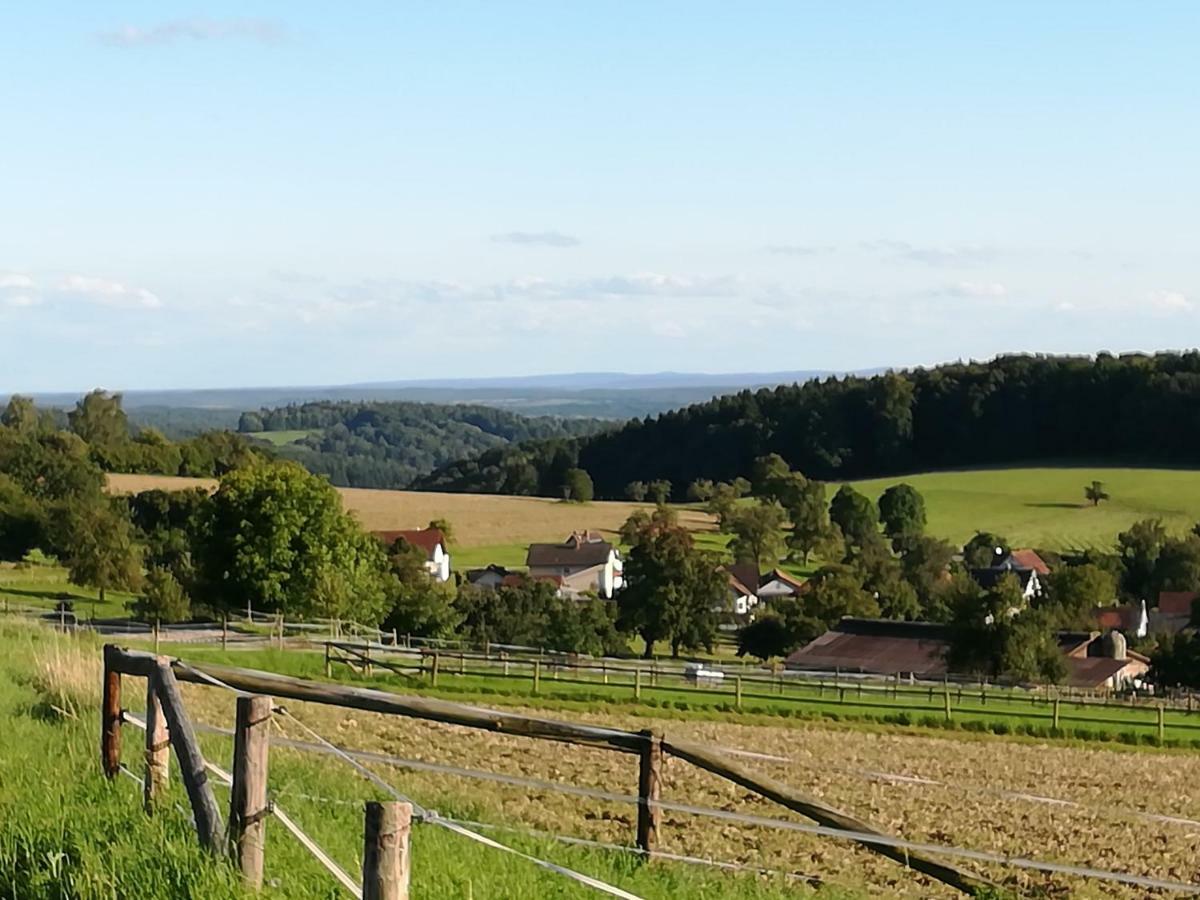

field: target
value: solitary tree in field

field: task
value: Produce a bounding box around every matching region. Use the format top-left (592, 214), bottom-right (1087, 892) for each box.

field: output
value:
top-left (65, 499), bottom-right (145, 620)
top-left (648, 479), bottom-right (672, 505)
top-left (878, 483), bottom-right (927, 543)
top-left (1084, 481), bottom-right (1109, 506)
top-left (562, 468), bottom-right (594, 503)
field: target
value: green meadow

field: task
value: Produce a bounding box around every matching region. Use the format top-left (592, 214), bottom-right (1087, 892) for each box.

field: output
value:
top-left (846, 465), bottom-right (1200, 552)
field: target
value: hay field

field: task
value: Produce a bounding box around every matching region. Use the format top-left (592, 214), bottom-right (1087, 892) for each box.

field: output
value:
top-left (179, 680), bottom-right (1200, 899)
top-left (106, 473), bottom-right (716, 552)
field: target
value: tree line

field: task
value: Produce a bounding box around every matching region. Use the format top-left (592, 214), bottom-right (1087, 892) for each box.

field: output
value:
top-left (415, 352), bottom-right (1200, 497)
top-left (237, 400), bottom-right (610, 490)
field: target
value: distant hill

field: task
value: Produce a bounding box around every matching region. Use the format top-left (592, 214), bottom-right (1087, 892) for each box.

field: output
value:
top-left (415, 351), bottom-right (1200, 498)
top-left (12, 369), bottom-right (855, 424)
top-left (239, 400), bottom-right (610, 489)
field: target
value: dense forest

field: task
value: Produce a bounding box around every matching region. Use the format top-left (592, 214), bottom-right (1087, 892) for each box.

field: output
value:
top-left (238, 401), bottom-right (610, 489)
top-left (416, 352), bottom-right (1200, 498)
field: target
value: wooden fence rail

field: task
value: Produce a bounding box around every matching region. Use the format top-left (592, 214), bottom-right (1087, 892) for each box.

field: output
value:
top-left (101, 644), bottom-right (993, 896)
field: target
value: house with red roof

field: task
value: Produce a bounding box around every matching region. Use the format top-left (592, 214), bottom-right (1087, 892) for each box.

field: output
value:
top-left (525, 531), bottom-right (623, 598)
top-left (374, 527), bottom-right (451, 582)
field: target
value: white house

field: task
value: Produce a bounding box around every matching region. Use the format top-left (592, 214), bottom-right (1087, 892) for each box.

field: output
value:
top-left (374, 528), bottom-right (451, 582)
top-left (526, 531), bottom-right (623, 598)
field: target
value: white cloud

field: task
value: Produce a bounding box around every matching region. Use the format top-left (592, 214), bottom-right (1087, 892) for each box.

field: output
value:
top-left (0, 273), bottom-right (34, 290)
top-left (99, 18), bottom-right (286, 47)
top-left (943, 281), bottom-right (1008, 298)
top-left (865, 240), bottom-right (1000, 267)
top-left (491, 231), bottom-right (581, 248)
top-left (56, 275), bottom-right (162, 308)
top-left (1145, 290), bottom-right (1192, 312)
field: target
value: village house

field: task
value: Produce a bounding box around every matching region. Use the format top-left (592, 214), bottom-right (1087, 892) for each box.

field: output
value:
top-left (720, 566), bottom-right (808, 619)
top-left (373, 527), bottom-right (451, 582)
top-left (465, 565), bottom-right (566, 596)
top-left (784, 617), bottom-right (1149, 691)
top-left (968, 546), bottom-right (1046, 603)
top-left (525, 531), bottom-right (623, 599)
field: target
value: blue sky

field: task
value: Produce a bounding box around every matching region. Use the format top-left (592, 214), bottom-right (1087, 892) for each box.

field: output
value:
top-left (3, 2), bottom-right (1199, 391)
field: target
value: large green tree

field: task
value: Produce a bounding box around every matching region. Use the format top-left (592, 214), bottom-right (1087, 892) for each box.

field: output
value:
top-left (63, 499), bottom-right (145, 619)
top-left (196, 461), bottom-right (391, 623)
top-left (786, 478), bottom-right (833, 565)
top-left (722, 500), bottom-right (787, 570)
top-left (616, 512), bottom-right (724, 657)
top-left (878, 483), bottom-right (926, 543)
top-left (829, 484), bottom-right (877, 546)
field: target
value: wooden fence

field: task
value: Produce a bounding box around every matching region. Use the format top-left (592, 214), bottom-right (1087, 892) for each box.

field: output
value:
top-left (100, 644), bottom-right (994, 896)
top-left (318, 639), bottom-right (1200, 742)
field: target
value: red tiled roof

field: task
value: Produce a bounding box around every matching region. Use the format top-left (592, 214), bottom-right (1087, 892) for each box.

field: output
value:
top-left (1008, 549), bottom-right (1051, 576)
top-left (1093, 607), bottom-right (1128, 631)
top-left (1158, 591), bottom-right (1198, 618)
top-left (373, 528), bottom-right (445, 558)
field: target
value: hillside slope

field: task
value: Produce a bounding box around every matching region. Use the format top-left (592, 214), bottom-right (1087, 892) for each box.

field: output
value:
top-left (418, 352), bottom-right (1200, 498)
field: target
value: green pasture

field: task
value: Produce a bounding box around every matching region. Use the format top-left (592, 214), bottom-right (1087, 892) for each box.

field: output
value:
top-left (246, 429), bottom-right (317, 447)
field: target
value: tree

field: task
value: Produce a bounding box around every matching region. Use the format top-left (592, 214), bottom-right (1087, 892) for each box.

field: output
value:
top-left (616, 516), bottom-right (724, 657)
top-left (686, 479), bottom-right (715, 502)
top-left (1, 395), bottom-right (38, 433)
top-left (878, 483), bottom-right (926, 543)
top-left (845, 533), bottom-right (920, 620)
top-left (723, 500), bottom-right (787, 570)
top-left (68, 389), bottom-right (131, 466)
top-left (126, 487), bottom-right (210, 584)
top-left (1084, 480), bottom-right (1110, 506)
top-left (786, 479), bottom-right (832, 565)
top-left (196, 461), bottom-right (392, 623)
top-left (897, 535), bottom-right (956, 609)
top-left (130, 567), bottom-right (191, 624)
top-left (829, 484), bottom-right (877, 546)
top-left (428, 518), bottom-right (454, 545)
top-left (963, 532), bottom-right (1009, 569)
top-left (796, 566), bottom-right (880, 642)
top-left (945, 574), bottom-right (1064, 683)
top-left (1117, 518), bottom-right (1167, 600)
top-left (63, 499), bottom-right (145, 619)
top-left (752, 454), bottom-right (792, 496)
top-left (1041, 563), bottom-right (1116, 629)
top-left (648, 479), bottom-right (672, 505)
top-left (0, 473), bottom-right (48, 561)
top-left (562, 468), bottom-right (594, 503)
top-left (1154, 535), bottom-right (1200, 593)
top-left (383, 540), bottom-right (461, 639)
top-left (624, 481), bottom-right (648, 502)
top-left (736, 617), bottom-right (793, 661)
top-left (1150, 631), bottom-right (1200, 689)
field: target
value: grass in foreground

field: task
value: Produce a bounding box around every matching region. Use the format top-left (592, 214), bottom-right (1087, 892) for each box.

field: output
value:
top-left (0, 623), bottom-right (858, 899)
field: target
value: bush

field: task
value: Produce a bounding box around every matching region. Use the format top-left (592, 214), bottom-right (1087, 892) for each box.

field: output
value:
top-left (19, 548), bottom-right (58, 568)
top-left (128, 568), bottom-right (191, 624)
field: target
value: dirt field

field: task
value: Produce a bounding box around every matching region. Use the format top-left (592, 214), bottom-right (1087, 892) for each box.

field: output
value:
top-left (106, 473), bottom-right (716, 549)
top-left (180, 682), bottom-right (1200, 899)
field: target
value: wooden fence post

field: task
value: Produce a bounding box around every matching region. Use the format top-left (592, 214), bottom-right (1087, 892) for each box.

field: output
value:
top-left (636, 730), bottom-right (662, 857)
top-left (533, 659), bottom-right (541, 694)
top-left (735, 675), bottom-right (743, 710)
top-left (943, 685), bottom-right (952, 722)
top-left (230, 694), bottom-right (272, 889)
top-left (1158, 704), bottom-right (1166, 744)
top-left (101, 644), bottom-right (122, 779)
top-left (153, 619), bottom-right (161, 654)
top-left (324, 643), bottom-right (332, 678)
top-left (222, 614), bottom-right (228, 651)
top-left (430, 652), bottom-right (440, 687)
top-left (1052, 698), bottom-right (1060, 731)
top-left (153, 659), bottom-right (224, 854)
top-left (634, 668), bottom-right (642, 700)
top-left (365, 642), bottom-right (373, 678)
top-left (363, 801), bottom-right (412, 900)
top-left (144, 669), bottom-right (170, 811)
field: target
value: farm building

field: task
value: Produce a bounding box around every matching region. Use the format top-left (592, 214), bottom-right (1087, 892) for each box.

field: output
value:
top-left (525, 531), bottom-right (623, 598)
top-left (995, 548), bottom-right (1051, 575)
top-left (373, 527), bottom-right (451, 582)
top-left (465, 564), bottom-right (511, 588)
top-left (720, 566), bottom-right (808, 619)
top-left (785, 618), bottom-right (1149, 690)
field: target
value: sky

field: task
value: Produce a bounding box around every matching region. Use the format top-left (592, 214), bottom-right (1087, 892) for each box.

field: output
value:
top-left (3, 1), bottom-right (1200, 392)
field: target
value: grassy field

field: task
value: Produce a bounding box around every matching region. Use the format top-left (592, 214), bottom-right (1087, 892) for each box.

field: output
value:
top-left (0, 563), bottom-right (135, 620)
top-left (849, 465), bottom-right (1200, 551)
top-left (112, 465), bottom-right (1200, 570)
top-left (245, 429), bottom-right (317, 447)
top-left (0, 623), bottom-right (858, 899)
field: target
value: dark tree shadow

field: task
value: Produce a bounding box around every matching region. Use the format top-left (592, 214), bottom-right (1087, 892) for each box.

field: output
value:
top-left (1023, 502), bottom-right (1087, 509)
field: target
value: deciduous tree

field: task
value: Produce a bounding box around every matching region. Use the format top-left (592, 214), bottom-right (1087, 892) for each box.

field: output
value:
top-left (829, 484), bottom-right (877, 546)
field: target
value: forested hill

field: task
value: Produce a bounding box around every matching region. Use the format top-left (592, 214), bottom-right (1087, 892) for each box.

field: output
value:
top-left (415, 352), bottom-right (1200, 498)
top-left (237, 400), bottom-right (610, 489)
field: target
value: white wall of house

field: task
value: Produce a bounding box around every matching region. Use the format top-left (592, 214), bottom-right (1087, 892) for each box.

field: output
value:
top-left (426, 544), bottom-right (451, 582)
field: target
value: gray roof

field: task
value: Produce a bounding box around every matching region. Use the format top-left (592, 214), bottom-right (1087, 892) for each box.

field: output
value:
top-left (526, 539), bottom-right (614, 568)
